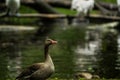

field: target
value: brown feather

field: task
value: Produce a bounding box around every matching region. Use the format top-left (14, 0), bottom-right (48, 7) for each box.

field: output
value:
top-left (16, 39), bottom-right (57, 80)
top-left (16, 63), bottom-right (44, 79)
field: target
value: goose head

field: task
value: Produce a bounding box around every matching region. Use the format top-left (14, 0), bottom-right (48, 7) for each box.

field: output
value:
top-left (45, 39), bottom-right (57, 46)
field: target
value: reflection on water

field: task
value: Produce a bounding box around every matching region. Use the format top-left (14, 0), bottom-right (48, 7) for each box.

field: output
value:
top-left (117, 35), bottom-right (120, 70)
top-left (0, 21), bottom-right (120, 79)
top-left (97, 31), bottom-right (119, 78)
top-left (74, 29), bottom-right (101, 73)
top-left (0, 53), bottom-right (8, 80)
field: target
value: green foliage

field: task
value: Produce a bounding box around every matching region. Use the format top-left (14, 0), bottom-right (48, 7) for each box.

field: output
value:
top-left (99, 0), bottom-right (116, 3)
top-left (19, 6), bottom-right (37, 13)
top-left (54, 7), bottom-right (76, 15)
top-left (0, 5), bottom-right (38, 25)
top-left (16, 5), bottom-right (38, 25)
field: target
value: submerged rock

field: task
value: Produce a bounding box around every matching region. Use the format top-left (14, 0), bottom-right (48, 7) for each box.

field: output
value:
top-left (74, 72), bottom-right (100, 79)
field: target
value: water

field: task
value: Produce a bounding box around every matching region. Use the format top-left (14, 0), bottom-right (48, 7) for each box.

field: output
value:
top-left (0, 21), bottom-right (120, 80)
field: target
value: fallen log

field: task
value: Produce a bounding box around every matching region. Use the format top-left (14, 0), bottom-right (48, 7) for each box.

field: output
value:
top-left (21, 0), bottom-right (59, 14)
top-left (97, 1), bottom-right (118, 11)
top-left (1, 13), bottom-right (120, 22)
top-left (0, 13), bottom-right (66, 19)
top-left (87, 14), bottom-right (120, 23)
top-left (95, 1), bottom-right (118, 16)
top-left (0, 25), bottom-right (37, 31)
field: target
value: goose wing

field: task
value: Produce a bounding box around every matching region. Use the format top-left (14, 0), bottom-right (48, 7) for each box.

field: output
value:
top-left (16, 63), bottom-right (44, 79)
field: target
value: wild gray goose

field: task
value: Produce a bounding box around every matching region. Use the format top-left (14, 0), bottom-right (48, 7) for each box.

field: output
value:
top-left (16, 39), bottom-right (57, 80)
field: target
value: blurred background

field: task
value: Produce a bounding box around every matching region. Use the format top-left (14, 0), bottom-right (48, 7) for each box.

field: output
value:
top-left (0, 0), bottom-right (120, 80)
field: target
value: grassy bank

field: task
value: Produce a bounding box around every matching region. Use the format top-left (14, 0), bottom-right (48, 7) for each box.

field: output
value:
top-left (101, 0), bottom-right (116, 3)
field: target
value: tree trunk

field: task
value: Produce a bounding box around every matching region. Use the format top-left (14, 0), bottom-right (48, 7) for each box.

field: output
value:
top-left (0, 0), bottom-right (59, 14)
top-left (21, 0), bottom-right (59, 14)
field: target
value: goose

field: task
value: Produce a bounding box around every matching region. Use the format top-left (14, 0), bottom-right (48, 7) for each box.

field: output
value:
top-left (71, 0), bottom-right (94, 17)
top-left (5, 0), bottom-right (20, 16)
top-left (117, 0), bottom-right (120, 15)
top-left (16, 39), bottom-right (57, 80)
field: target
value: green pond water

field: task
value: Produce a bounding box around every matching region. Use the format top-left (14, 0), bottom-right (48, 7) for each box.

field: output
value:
top-left (0, 21), bottom-right (120, 80)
